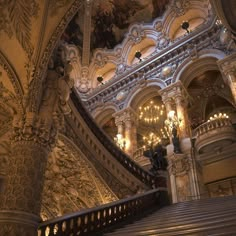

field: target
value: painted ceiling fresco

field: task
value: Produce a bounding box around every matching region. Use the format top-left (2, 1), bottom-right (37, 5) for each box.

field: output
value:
top-left (61, 0), bottom-right (169, 56)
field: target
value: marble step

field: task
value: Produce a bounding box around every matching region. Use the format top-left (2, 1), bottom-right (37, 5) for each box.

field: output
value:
top-left (104, 196), bottom-right (236, 236)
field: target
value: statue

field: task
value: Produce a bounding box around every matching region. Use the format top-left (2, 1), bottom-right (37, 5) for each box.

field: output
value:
top-left (143, 143), bottom-right (168, 174)
top-left (172, 125), bottom-right (182, 153)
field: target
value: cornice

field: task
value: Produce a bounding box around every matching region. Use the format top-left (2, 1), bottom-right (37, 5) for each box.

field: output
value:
top-left (83, 18), bottom-right (227, 113)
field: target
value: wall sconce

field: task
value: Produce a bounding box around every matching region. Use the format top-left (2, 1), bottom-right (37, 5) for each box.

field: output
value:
top-left (114, 133), bottom-right (126, 150)
top-left (97, 76), bottom-right (104, 85)
top-left (181, 21), bottom-right (190, 34)
top-left (135, 51), bottom-right (142, 62)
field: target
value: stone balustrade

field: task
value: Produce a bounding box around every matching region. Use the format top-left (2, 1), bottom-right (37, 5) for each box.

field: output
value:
top-left (194, 118), bottom-right (236, 154)
top-left (38, 189), bottom-right (166, 236)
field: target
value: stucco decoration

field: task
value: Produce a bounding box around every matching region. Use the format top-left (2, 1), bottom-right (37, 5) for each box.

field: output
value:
top-left (0, 0), bottom-right (39, 56)
top-left (41, 136), bottom-right (118, 220)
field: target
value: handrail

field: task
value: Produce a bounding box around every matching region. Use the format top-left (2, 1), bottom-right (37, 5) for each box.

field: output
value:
top-left (38, 189), bottom-right (165, 236)
top-left (70, 90), bottom-right (166, 189)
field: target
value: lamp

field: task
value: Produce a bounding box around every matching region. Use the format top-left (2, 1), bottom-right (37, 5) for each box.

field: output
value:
top-left (97, 76), bottom-right (104, 85)
top-left (142, 132), bottom-right (161, 150)
top-left (207, 112), bottom-right (229, 122)
top-left (135, 51), bottom-right (142, 62)
top-left (165, 110), bottom-right (182, 153)
top-left (114, 133), bottom-right (126, 150)
top-left (181, 21), bottom-right (190, 34)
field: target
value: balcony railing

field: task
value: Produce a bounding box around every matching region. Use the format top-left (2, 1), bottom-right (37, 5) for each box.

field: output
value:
top-left (38, 189), bottom-right (167, 236)
top-left (194, 118), bottom-right (236, 153)
top-left (194, 118), bottom-right (233, 136)
top-left (70, 90), bottom-right (166, 189)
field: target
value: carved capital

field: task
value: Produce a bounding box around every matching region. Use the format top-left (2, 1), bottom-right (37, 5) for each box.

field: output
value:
top-left (217, 54), bottom-right (236, 80)
top-left (11, 113), bottom-right (58, 150)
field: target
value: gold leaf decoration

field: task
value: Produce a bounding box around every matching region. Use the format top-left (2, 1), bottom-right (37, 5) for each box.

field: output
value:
top-left (6, 0), bottom-right (39, 56)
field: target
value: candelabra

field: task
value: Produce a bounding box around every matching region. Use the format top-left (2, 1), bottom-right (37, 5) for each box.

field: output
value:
top-left (165, 110), bottom-right (182, 153)
top-left (139, 101), bottom-right (165, 125)
top-left (114, 133), bottom-right (126, 150)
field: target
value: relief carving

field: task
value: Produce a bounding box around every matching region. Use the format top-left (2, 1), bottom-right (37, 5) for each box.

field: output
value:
top-left (0, 0), bottom-right (39, 55)
top-left (41, 137), bottom-right (118, 220)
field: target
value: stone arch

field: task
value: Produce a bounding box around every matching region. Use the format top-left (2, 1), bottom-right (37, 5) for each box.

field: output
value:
top-left (126, 83), bottom-right (164, 111)
top-left (93, 105), bottom-right (117, 127)
top-left (173, 50), bottom-right (227, 87)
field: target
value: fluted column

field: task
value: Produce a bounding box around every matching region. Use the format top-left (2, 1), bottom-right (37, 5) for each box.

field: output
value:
top-left (218, 53), bottom-right (236, 105)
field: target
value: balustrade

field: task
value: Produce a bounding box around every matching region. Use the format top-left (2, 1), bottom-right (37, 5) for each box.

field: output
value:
top-left (38, 189), bottom-right (162, 236)
top-left (194, 118), bottom-right (232, 137)
top-left (70, 90), bottom-right (166, 189)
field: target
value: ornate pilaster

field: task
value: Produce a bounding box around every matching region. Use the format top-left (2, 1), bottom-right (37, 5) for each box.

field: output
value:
top-left (167, 151), bottom-right (201, 203)
top-left (217, 53), bottom-right (236, 105)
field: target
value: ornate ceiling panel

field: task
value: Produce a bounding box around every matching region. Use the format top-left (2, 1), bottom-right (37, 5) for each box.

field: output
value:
top-left (61, 0), bottom-right (169, 55)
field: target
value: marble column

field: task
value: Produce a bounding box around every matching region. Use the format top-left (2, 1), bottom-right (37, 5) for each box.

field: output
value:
top-left (0, 117), bottom-right (56, 236)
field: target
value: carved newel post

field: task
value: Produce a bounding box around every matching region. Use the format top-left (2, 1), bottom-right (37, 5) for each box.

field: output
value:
top-left (0, 61), bottom-right (74, 235)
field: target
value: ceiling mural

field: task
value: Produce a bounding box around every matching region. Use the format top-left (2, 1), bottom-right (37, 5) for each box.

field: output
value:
top-left (61, 0), bottom-right (169, 57)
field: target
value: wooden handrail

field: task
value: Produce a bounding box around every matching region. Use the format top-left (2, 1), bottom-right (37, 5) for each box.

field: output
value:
top-left (38, 189), bottom-right (165, 236)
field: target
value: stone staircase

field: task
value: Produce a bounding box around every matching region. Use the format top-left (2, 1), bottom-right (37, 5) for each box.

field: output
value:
top-left (104, 195), bottom-right (236, 236)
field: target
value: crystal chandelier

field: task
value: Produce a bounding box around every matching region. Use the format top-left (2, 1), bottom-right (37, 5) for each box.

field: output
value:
top-left (138, 101), bottom-right (165, 124)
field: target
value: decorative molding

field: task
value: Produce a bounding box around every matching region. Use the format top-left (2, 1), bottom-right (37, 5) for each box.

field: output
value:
top-left (29, 0), bottom-right (83, 113)
top-left (42, 134), bottom-right (118, 220)
top-left (168, 153), bottom-right (191, 176)
top-left (0, 0), bottom-right (39, 56)
top-left (0, 51), bottom-right (24, 100)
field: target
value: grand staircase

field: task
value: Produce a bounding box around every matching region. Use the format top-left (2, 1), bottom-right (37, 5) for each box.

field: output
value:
top-left (104, 195), bottom-right (236, 236)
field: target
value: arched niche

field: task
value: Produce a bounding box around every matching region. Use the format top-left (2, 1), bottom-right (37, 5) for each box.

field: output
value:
top-left (127, 38), bottom-right (156, 66)
top-left (92, 62), bottom-right (116, 88)
top-left (172, 17), bottom-right (205, 40)
top-left (173, 52), bottom-right (226, 87)
top-left (184, 69), bottom-right (235, 129)
top-left (94, 107), bottom-right (117, 140)
top-left (126, 84), bottom-right (164, 111)
top-left (169, 9), bottom-right (208, 40)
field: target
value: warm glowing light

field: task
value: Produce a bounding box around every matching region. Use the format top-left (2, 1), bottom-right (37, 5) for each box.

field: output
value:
top-left (139, 101), bottom-right (165, 124)
top-left (114, 134), bottom-right (126, 150)
top-left (207, 113), bottom-right (229, 122)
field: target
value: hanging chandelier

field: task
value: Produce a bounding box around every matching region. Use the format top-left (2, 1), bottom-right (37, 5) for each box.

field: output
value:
top-left (138, 100), bottom-right (165, 124)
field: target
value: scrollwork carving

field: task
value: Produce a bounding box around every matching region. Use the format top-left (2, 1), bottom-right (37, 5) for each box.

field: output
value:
top-left (0, 0), bottom-right (39, 56)
top-left (41, 136), bottom-right (118, 220)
